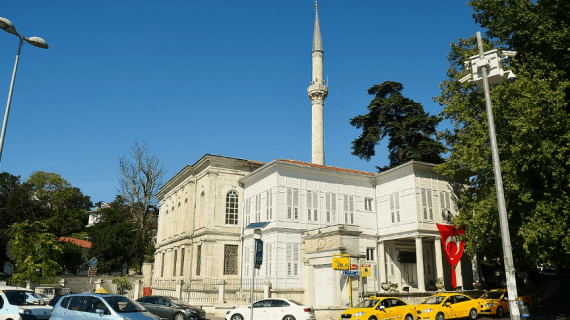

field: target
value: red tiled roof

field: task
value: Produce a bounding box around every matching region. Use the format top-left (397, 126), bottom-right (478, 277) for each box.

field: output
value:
top-left (277, 159), bottom-right (375, 176)
top-left (58, 237), bottom-right (92, 249)
top-left (247, 160), bottom-right (266, 165)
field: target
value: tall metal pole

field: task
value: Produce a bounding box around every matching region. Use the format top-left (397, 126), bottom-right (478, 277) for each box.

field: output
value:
top-left (250, 238), bottom-right (256, 320)
top-left (476, 31), bottom-right (520, 320)
top-left (0, 37), bottom-right (23, 163)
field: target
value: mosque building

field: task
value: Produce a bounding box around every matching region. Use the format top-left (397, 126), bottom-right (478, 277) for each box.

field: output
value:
top-left (153, 2), bottom-right (476, 307)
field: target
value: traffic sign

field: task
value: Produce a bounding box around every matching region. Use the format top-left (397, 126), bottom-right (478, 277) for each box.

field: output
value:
top-left (254, 239), bottom-right (263, 269)
top-left (90, 257), bottom-right (98, 267)
top-left (351, 264), bottom-right (357, 271)
top-left (343, 270), bottom-right (359, 277)
top-left (88, 267), bottom-right (97, 277)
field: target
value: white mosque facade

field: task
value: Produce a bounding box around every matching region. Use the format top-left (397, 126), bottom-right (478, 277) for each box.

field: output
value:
top-left (153, 3), bottom-right (477, 308)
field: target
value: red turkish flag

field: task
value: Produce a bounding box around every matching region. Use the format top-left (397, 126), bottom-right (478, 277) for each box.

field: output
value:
top-left (436, 223), bottom-right (465, 288)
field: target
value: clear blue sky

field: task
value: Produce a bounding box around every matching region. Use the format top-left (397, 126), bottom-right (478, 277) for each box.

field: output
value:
top-left (0, 1), bottom-right (480, 204)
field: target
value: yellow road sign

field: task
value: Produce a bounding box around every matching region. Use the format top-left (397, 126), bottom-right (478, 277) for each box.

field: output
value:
top-left (332, 256), bottom-right (349, 270)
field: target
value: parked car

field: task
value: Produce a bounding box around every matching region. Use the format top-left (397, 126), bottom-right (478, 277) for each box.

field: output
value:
top-left (48, 295), bottom-right (64, 308)
top-left (49, 293), bottom-right (160, 320)
top-left (225, 298), bottom-right (315, 320)
top-left (136, 295), bottom-right (206, 320)
top-left (477, 289), bottom-right (532, 317)
top-left (339, 296), bottom-right (416, 320)
top-left (0, 285), bottom-right (53, 320)
top-left (416, 293), bottom-right (479, 320)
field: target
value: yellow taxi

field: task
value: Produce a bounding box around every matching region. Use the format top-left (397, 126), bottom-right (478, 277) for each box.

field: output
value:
top-left (416, 293), bottom-right (479, 320)
top-left (339, 296), bottom-right (417, 320)
top-left (477, 289), bottom-right (533, 317)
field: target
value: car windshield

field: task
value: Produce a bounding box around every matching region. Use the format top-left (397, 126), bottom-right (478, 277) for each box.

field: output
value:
top-left (103, 296), bottom-right (146, 313)
top-left (422, 296), bottom-right (446, 305)
top-left (171, 298), bottom-right (192, 307)
top-left (3, 290), bottom-right (44, 306)
top-left (354, 299), bottom-right (380, 308)
top-left (481, 291), bottom-right (503, 299)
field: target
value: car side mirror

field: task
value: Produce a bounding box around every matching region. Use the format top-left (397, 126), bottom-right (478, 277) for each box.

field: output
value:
top-left (95, 309), bottom-right (105, 315)
top-left (503, 297), bottom-right (508, 301)
top-left (445, 302), bottom-right (451, 307)
top-left (377, 306), bottom-right (385, 311)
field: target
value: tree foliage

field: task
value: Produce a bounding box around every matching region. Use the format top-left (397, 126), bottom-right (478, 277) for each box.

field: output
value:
top-left (60, 241), bottom-right (87, 275)
top-left (87, 197), bottom-right (138, 275)
top-left (350, 81), bottom-right (445, 171)
top-left (435, 0), bottom-right (570, 273)
top-left (118, 141), bottom-right (164, 273)
top-left (9, 221), bottom-right (62, 285)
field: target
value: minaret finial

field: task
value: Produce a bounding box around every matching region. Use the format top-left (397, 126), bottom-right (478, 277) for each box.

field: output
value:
top-left (315, 1), bottom-right (318, 10)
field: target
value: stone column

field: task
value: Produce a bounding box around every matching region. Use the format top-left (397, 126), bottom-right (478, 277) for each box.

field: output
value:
top-left (133, 280), bottom-right (142, 299)
top-left (263, 280), bottom-right (271, 299)
top-left (218, 280), bottom-right (226, 303)
top-left (175, 280), bottom-right (183, 299)
top-left (415, 237), bottom-right (426, 292)
top-left (434, 236), bottom-right (444, 279)
top-left (377, 241), bottom-right (386, 290)
top-left (455, 260), bottom-right (463, 289)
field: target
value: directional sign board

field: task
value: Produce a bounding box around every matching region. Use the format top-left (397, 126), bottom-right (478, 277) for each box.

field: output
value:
top-left (343, 270), bottom-right (359, 277)
top-left (254, 239), bottom-right (263, 269)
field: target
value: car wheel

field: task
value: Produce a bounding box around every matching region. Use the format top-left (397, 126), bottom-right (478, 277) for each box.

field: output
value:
top-left (469, 308), bottom-right (478, 320)
top-left (368, 316), bottom-right (377, 320)
top-left (231, 313), bottom-right (244, 320)
top-left (496, 307), bottom-right (504, 318)
top-left (282, 315), bottom-right (296, 320)
top-left (174, 312), bottom-right (186, 320)
top-left (436, 312), bottom-right (445, 320)
top-left (404, 314), bottom-right (414, 320)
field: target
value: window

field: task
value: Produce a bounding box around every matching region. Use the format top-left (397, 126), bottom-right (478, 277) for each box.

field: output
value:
top-left (266, 189), bottom-right (273, 220)
top-left (326, 193), bottom-right (331, 223)
top-left (245, 198), bottom-right (250, 226)
top-left (331, 193), bottom-right (337, 223)
top-left (343, 195), bottom-right (354, 224)
top-left (421, 189), bottom-right (434, 221)
top-left (366, 248), bottom-right (375, 261)
top-left (313, 191), bottom-right (319, 222)
top-left (307, 190), bottom-right (312, 221)
top-left (225, 190), bottom-right (239, 225)
top-left (307, 190), bottom-right (319, 222)
top-left (196, 245), bottom-right (202, 276)
top-left (287, 188), bottom-right (299, 220)
top-left (84, 296), bottom-right (110, 314)
top-left (161, 253), bottom-right (165, 277)
top-left (286, 243), bottom-right (299, 276)
top-left (389, 192), bottom-right (400, 223)
top-left (440, 191), bottom-right (452, 223)
top-left (255, 194), bottom-right (261, 222)
top-left (173, 250), bottom-right (177, 277)
top-left (180, 248), bottom-right (185, 276)
top-left (365, 198), bottom-right (373, 211)
top-left (224, 245), bottom-right (238, 275)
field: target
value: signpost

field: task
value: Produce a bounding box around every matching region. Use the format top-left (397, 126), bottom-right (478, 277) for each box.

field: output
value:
top-left (88, 257), bottom-right (98, 277)
top-left (361, 264), bottom-right (371, 278)
top-left (255, 239), bottom-right (263, 269)
top-left (245, 222), bottom-right (270, 320)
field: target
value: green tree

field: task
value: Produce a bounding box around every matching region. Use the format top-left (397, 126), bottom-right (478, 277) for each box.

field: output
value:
top-left (60, 241), bottom-right (87, 275)
top-left (350, 81), bottom-right (445, 171)
top-left (9, 221), bottom-right (62, 285)
top-left (26, 171), bottom-right (91, 236)
top-left (435, 0), bottom-right (570, 276)
top-left (118, 141), bottom-right (164, 273)
top-left (88, 197), bottom-right (138, 275)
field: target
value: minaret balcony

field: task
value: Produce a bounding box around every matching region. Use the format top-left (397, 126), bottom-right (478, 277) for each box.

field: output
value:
top-left (307, 83), bottom-right (329, 94)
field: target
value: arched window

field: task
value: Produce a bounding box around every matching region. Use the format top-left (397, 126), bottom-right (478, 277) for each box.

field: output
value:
top-left (225, 190), bottom-right (239, 225)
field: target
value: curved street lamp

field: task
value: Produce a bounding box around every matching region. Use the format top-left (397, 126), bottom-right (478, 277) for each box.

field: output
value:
top-left (0, 17), bottom-right (48, 164)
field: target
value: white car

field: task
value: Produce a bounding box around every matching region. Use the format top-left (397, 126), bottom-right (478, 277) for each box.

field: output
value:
top-left (225, 298), bottom-right (315, 320)
top-left (0, 285), bottom-right (53, 320)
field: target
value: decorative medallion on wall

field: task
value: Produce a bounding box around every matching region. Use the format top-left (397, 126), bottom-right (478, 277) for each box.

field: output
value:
top-left (316, 237), bottom-right (326, 250)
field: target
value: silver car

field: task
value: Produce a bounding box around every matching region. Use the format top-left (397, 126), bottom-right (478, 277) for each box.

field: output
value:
top-left (50, 293), bottom-right (160, 320)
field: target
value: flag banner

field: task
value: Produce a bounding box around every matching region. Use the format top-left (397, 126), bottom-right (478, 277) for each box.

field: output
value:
top-left (436, 223), bottom-right (465, 288)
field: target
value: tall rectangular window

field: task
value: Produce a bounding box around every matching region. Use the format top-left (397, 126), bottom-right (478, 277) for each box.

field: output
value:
top-left (223, 245), bottom-right (238, 275)
top-left (365, 198), bottom-right (373, 211)
top-left (313, 192), bottom-right (319, 222)
top-left (307, 190), bottom-right (312, 221)
top-left (390, 192), bottom-right (400, 223)
top-left (180, 248), bottom-right (185, 276)
top-left (266, 189), bottom-right (272, 220)
top-left (287, 188), bottom-right (292, 219)
top-left (326, 193), bottom-right (331, 223)
top-left (161, 253), bottom-right (165, 277)
top-left (331, 193), bottom-right (337, 223)
top-left (255, 194), bottom-right (261, 222)
top-left (366, 248), bottom-right (375, 261)
top-left (293, 188), bottom-right (299, 220)
top-left (173, 250), bottom-right (178, 277)
top-left (225, 190), bottom-right (239, 225)
top-left (344, 195), bottom-right (349, 223)
top-left (422, 188), bottom-right (434, 221)
top-left (344, 195), bottom-right (355, 224)
top-left (286, 243), bottom-right (299, 276)
top-left (287, 188), bottom-right (299, 220)
top-left (196, 245), bottom-right (202, 276)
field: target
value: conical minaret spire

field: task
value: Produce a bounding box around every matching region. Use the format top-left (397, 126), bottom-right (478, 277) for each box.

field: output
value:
top-left (308, 1), bottom-right (328, 165)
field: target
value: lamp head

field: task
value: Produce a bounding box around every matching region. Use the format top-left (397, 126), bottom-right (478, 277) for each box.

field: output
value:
top-left (25, 36), bottom-right (49, 49)
top-left (0, 17), bottom-right (19, 36)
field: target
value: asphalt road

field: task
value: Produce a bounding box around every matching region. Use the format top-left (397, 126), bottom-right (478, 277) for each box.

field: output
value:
top-left (209, 278), bottom-right (570, 320)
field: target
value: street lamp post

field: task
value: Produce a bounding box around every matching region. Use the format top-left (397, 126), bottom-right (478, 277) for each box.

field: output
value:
top-left (461, 31), bottom-right (520, 320)
top-left (0, 17), bottom-right (48, 164)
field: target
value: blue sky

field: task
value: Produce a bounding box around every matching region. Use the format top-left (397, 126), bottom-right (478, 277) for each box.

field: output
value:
top-left (0, 1), bottom-right (480, 204)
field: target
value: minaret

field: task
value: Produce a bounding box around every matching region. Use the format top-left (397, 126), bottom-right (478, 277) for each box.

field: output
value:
top-left (308, 1), bottom-right (328, 165)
